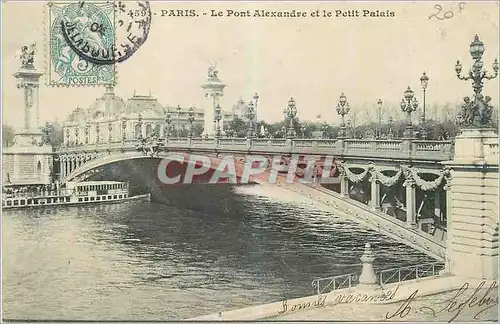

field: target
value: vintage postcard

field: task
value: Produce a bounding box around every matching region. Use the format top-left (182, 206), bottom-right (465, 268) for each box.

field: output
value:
top-left (1, 1), bottom-right (499, 323)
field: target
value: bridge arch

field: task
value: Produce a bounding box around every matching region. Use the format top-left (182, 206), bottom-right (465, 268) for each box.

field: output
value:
top-left (61, 151), bottom-right (313, 185)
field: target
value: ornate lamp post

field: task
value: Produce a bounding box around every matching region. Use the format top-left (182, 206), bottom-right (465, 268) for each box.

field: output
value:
top-left (75, 127), bottom-right (80, 146)
top-left (285, 97), bottom-right (297, 139)
top-left (95, 124), bottom-right (101, 144)
top-left (137, 113), bottom-right (143, 140)
top-left (336, 93), bottom-right (350, 139)
top-left (420, 72), bottom-right (429, 139)
top-left (377, 99), bottom-right (383, 139)
top-left (388, 116), bottom-right (394, 139)
top-left (301, 123), bottom-right (307, 138)
top-left (65, 127), bottom-right (70, 146)
top-left (164, 109), bottom-right (172, 140)
top-left (121, 116), bottom-right (127, 143)
top-left (188, 106), bottom-right (195, 138)
top-left (455, 35), bottom-right (498, 127)
top-left (245, 101), bottom-right (255, 138)
top-left (400, 86), bottom-right (419, 138)
top-left (346, 119), bottom-right (352, 138)
top-left (253, 93), bottom-right (259, 123)
top-left (214, 104), bottom-right (222, 138)
top-left (108, 120), bottom-right (113, 143)
top-left (321, 121), bottom-right (329, 139)
top-left (85, 122), bottom-right (90, 144)
top-left (176, 105), bottom-right (181, 138)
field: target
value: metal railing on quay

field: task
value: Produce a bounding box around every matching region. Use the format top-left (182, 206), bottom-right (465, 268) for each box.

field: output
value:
top-left (378, 262), bottom-right (445, 286)
top-left (311, 272), bottom-right (358, 295)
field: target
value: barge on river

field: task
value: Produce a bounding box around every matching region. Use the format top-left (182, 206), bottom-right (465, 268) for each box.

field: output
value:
top-left (2, 181), bottom-right (150, 209)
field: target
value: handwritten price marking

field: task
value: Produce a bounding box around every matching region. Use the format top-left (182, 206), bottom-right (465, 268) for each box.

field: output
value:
top-left (429, 2), bottom-right (466, 20)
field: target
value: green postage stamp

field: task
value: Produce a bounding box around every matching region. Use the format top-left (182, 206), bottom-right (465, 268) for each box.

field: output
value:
top-left (45, 1), bottom-right (117, 86)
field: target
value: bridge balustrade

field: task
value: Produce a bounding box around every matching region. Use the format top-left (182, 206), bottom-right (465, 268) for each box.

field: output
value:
top-left (57, 137), bottom-right (454, 161)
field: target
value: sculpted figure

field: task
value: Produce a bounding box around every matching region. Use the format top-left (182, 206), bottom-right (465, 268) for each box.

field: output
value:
top-left (207, 63), bottom-right (219, 80)
top-left (20, 43), bottom-right (36, 66)
top-left (460, 96), bottom-right (474, 125)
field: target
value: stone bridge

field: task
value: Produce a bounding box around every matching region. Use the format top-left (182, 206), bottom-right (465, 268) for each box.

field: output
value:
top-left (55, 137), bottom-right (457, 262)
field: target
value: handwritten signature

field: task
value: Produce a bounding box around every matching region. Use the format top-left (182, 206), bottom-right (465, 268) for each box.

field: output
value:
top-left (385, 281), bottom-right (499, 322)
top-left (429, 2), bottom-right (466, 20)
top-left (278, 295), bottom-right (327, 315)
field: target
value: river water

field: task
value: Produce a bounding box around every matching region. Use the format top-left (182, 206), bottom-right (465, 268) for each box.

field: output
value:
top-left (2, 184), bottom-right (435, 321)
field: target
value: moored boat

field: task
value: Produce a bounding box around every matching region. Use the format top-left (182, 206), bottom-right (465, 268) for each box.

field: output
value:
top-left (2, 181), bottom-right (150, 209)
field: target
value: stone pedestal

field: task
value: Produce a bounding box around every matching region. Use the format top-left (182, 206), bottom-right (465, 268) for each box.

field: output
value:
top-left (2, 63), bottom-right (54, 186)
top-left (442, 128), bottom-right (499, 279)
top-left (357, 243), bottom-right (382, 292)
top-left (2, 146), bottom-right (53, 185)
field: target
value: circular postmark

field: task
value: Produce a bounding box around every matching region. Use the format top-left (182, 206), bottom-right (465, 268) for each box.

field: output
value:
top-left (60, 1), bottom-right (151, 65)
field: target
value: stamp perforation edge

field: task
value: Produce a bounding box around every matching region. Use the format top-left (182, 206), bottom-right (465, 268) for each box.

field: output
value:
top-left (44, 1), bottom-right (119, 87)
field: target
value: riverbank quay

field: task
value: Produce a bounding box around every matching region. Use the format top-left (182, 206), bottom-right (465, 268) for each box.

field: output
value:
top-left (188, 276), bottom-right (498, 321)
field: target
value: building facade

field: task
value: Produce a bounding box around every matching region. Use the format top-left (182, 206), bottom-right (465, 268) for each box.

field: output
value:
top-left (61, 86), bottom-right (252, 146)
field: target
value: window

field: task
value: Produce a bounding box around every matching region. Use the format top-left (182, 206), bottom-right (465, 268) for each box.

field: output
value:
top-left (78, 198), bottom-right (83, 202)
top-left (90, 197), bottom-right (95, 201)
top-left (84, 197), bottom-right (89, 202)
top-left (108, 195), bottom-right (112, 199)
top-left (118, 194), bottom-right (122, 199)
top-left (7, 201), bottom-right (12, 206)
top-left (14, 200), bottom-right (19, 206)
top-left (102, 196), bottom-right (107, 200)
top-left (66, 197), bottom-right (70, 202)
top-left (113, 195), bottom-right (117, 199)
top-left (28, 199), bottom-right (32, 204)
top-left (96, 196), bottom-right (101, 201)
top-left (21, 200), bottom-right (26, 205)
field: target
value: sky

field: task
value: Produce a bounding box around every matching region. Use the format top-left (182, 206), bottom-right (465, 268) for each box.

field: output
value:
top-left (2, 1), bottom-right (499, 129)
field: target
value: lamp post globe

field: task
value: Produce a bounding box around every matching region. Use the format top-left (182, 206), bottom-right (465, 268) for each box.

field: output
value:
top-left (188, 106), bottom-right (195, 138)
top-left (285, 97), bottom-right (297, 139)
top-left (420, 72), bottom-right (429, 139)
top-left (401, 86), bottom-right (418, 138)
top-left (376, 99), bottom-right (383, 139)
top-left (336, 93), bottom-right (350, 138)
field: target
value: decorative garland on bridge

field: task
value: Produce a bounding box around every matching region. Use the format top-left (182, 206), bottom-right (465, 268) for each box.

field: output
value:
top-left (374, 168), bottom-right (403, 187)
top-left (408, 166), bottom-right (451, 191)
top-left (340, 162), bottom-right (451, 191)
top-left (344, 164), bottom-right (373, 183)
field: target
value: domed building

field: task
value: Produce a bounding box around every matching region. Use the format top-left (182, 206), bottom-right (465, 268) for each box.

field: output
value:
top-left (61, 86), bottom-right (206, 146)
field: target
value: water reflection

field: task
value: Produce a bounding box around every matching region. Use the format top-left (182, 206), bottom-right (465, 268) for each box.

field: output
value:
top-left (2, 184), bottom-right (434, 321)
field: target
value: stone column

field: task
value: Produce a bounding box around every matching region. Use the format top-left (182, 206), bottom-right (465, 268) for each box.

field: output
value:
top-left (433, 189), bottom-right (441, 221)
top-left (370, 174), bottom-right (381, 211)
top-left (405, 179), bottom-right (417, 228)
top-left (340, 175), bottom-right (349, 197)
top-left (60, 157), bottom-right (66, 179)
top-left (442, 128), bottom-right (499, 279)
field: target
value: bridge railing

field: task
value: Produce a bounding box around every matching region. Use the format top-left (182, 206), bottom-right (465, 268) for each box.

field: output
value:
top-left (57, 137), bottom-right (455, 161)
top-left (311, 273), bottom-right (358, 295)
top-left (378, 262), bottom-right (445, 286)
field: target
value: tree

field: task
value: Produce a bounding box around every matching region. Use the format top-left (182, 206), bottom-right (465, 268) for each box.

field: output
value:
top-left (2, 124), bottom-right (15, 147)
top-left (192, 123), bottom-right (204, 137)
top-left (48, 121), bottom-right (64, 147)
top-left (228, 116), bottom-right (248, 137)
